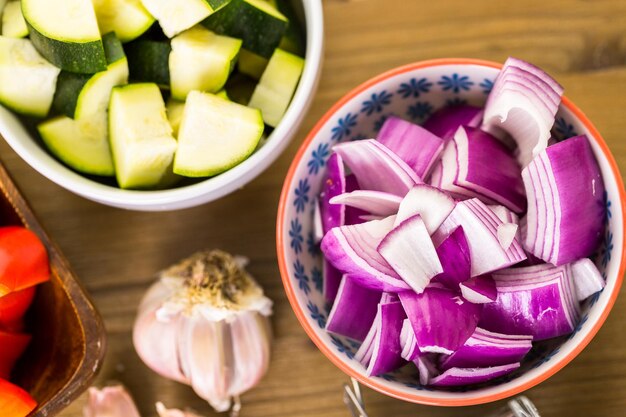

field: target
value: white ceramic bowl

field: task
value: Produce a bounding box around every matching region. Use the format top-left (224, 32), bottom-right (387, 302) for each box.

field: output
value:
top-left (277, 59), bottom-right (626, 406)
top-left (0, 0), bottom-right (323, 211)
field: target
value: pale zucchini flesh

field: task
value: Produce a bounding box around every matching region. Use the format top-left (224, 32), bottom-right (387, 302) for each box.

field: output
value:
top-left (92, 0), bottom-right (155, 43)
top-left (248, 48), bottom-right (303, 127)
top-left (109, 83), bottom-right (177, 189)
top-left (0, 36), bottom-right (60, 117)
top-left (166, 98), bottom-right (185, 137)
top-left (22, 0), bottom-right (106, 73)
top-left (140, 0), bottom-right (214, 38)
top-left (237, 48), bottom-right (267, 79)
top-left (174, 91), bottom-right (263, 177)
top-left (2, 2), bottom-right (28, 38)
top-left (169, 26), bottom-right (241, 100)
top-left (38, 115), bottom-right (115, 176)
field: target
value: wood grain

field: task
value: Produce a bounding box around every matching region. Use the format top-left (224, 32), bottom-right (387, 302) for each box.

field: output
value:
top-left (2, 0), bottom-right (626, 415)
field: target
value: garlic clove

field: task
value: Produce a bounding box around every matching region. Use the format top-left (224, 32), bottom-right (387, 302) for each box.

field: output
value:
top-left (83, 386), bottom-right (141, 417)
top-left (155, 402), bottom-right (205, 417)
top-left (177, 314), bottom-right (233, 412)
top-left (134, 287), bottom-right (188, 384)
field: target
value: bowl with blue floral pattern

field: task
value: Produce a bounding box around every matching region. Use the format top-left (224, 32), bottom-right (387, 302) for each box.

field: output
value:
top-left (276, 58), bottom-right (625, 406)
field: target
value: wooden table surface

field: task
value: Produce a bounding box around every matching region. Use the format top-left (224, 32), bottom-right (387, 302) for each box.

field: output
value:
top-left (2, 0), bottom-right (626, 416)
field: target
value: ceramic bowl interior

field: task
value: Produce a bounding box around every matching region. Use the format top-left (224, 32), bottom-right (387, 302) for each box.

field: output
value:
top-left (0, 163), bottom-right (105, 417)
top-left (0, 0), bottom-right (323, 211)
top-left (277, 59), bottom-right (625, 406)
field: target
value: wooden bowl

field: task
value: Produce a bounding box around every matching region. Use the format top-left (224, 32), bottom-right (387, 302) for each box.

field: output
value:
top-left (0, 163), bottom-right (106, 417)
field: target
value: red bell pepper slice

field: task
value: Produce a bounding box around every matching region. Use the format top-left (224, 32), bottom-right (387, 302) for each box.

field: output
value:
top-left (0, 378), bottom-right (37, 417)
top-left (0, 287), bottom-right (36, 329)
top-left (0, 226), bottom-right (50, 296)
top-left (0, 330), bottom-right (31, 379)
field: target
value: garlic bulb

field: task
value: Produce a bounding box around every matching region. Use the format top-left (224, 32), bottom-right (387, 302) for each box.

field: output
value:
top-left (133, 250), bottom-right (273, 413)
top-left (83, 386), bottom-right (141, 417)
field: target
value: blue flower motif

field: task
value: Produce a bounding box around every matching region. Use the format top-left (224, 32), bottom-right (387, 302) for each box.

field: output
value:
top-left (554, 117), bottom-right (577, 139)
top-left (308, 301), bottom-right (326, 328)
top-left (479, 78), bottom-right (494, 94)
top-left (350, 133), bottom-right (368, 142)
top-left (380, 374), bottom-right (397, 382)
top-left (601, 231), bottom-right (613, 268)
top-left (330, 336), bottom-right (354, 358)
top-left (438, 73), bottom-right (474, 93)
top-left (404, 382), bottom-right (427, 391)
top-left (294, 260), bottom-right (310, 294)
top-left (293, 179), bottom-right (310, 213)
top-left (311, 266), bottom-right (323, 292)
top-left (307, 143), bottom-right (330, 175)
top-left (446, 97), bottom-right (468, 107)
top-left (397, 77), bottom-right (433, 98)
top-left (348, 339), bottom-right (361, 349)
top-left (373, 113), bottom-right (394, 133)
top-left (361, 90), bottom-right (393, 115)
top-left (331, 113), bottom-right (358, 141)
top-left (289, 218), bottom-right (303, 254)
top-left (306, 231), bottom-right (320, 257)
top-left (530, 345), bottom-right (560, 369)
top-left (406, 101), bottom-right (433, 121)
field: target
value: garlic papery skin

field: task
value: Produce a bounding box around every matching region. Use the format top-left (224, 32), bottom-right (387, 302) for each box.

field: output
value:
top-left (156, 402), bottom-right (205, 417)
top-left (133, 250), bottom-right (273, 413)
top-left (83, 386), bottom-right (141, 417)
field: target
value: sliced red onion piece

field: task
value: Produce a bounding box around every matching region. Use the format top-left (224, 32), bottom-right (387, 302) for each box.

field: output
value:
top-left (333, 140), bottom-right (421, 197)
top-left (423, 104), bottom-right (484, 141)
top-left (323, 259), bottom-right (343, 303)
top-left (431, 226), bottom-right (471, 290)
top-left (429, 362), bottom-right (520, 386)
top-left (367, 301), bottom-right (407, 376)
top-left (377, 116), bottom-right (444, 178)
top-left (414, 354), bottom-right (439, 385)
top-left (459, 275), bottom-right (497, 304)
top-left (330, 190), bottom-right (402, 217)
top-left (452, 126), bottom-right (526, 213)
top-left (481, 264), bottom-right (580, 340)
top-left (359, 214), bottom-right (384, 222)
top-left (440, 328), bottom-right (532, 371)
top-left (321, 216), bottom-right (410, 292)
top-left (433, 198), bottom-right (527, 277)
top-left (400, 318), bottom-right (421, 361)
top-left (488, 204), bottom-right (520, 225)
top-left (355, 315), bottom-right (378, 365)
top-left (439, 141), bottom-right (474, 199)
top-left (378, 215), bottom-right (443, 293)
top-left (400, 287), bottom-right (482, 354)
top-left (326, 275), bottom-right (382, 341)
top-left (394, 185), bottom-right (455, 233)
top-left (344, 174), bottom-right (369, 226)
top-left (320, 153), bottom-right (346, 234)
top-left (428, 161), bottom-right (443, 189)
top-left (571, 258), bottom-right (605, 301)
top-left (521, 135), bottom-right (605, 266)
top-left (482, 58), bottom-right (562, 167)
top-left (497, 223), bottom-right (519, 250)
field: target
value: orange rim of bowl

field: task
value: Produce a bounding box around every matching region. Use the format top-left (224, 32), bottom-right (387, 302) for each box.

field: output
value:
top-left (276, 58), bottom-right (626, 406)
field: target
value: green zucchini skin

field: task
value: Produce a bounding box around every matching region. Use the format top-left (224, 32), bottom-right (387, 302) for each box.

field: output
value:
top-left (124, 39), bottom-right (171, 87)
top-left (52, 33), bottom-right (124, 117)
top-left (26, 21), bottom-right (107, 74)
top-left (202, 0), bottom-right (288, 58)
top-left (275, 0), bottom-right (305, 56)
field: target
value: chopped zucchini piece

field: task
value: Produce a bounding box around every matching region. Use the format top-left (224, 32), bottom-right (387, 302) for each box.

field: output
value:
top-left (248, 48), bottom-right (303, 127)
top-left (174, 91), bottom-right (263, 177)
top-left (202, 0), bottom-right (288, 58)
top-left (38, 115), bottom-right (115, 176)
top-left (0, 36), bottom-right (60, 117)
top-left (140, 0), bottom-right (228, 38)
top-left (238, 49), bottom-right (267, 79)
top-left (275, 0), bottom-right (305, 56)
top-left (124, 39), bottom-right (170, 87)
top-left (22, 0), bottom-right (106, 73)
top-left (109, 83), bottom-right (177, 189)
top-left (166, 98), bottom-right (184, 137)
top-left (92, 0), bottom-right (155, 43)
top-left (53, 32), bottom-right (128, 118)
top-left (2, 2), bottom-right (28, 38)
top-left (169, 26), bottom-right (241, 100)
